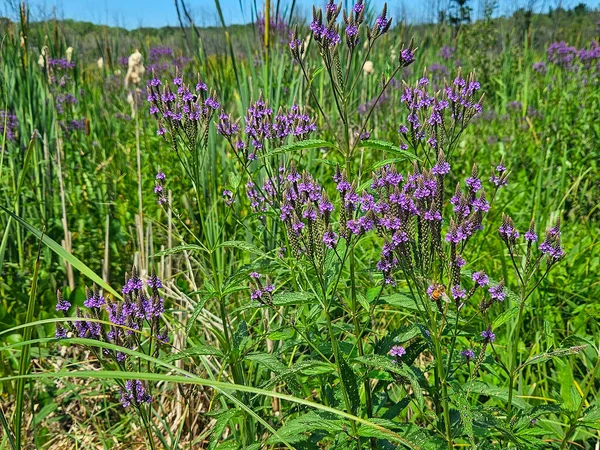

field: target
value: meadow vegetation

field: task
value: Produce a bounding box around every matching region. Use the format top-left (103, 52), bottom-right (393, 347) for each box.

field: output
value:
top-left (0, 0), bottom-right (599, 448)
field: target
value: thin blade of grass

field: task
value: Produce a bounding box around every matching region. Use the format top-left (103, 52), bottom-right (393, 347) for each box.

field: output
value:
top-left (13, 227), bottom-right (43, 449)
top-left (0, 206), bottom-right (122, 300)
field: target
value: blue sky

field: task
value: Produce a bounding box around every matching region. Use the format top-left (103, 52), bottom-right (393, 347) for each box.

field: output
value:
top-left (9, 0), bottom-right (600, 29)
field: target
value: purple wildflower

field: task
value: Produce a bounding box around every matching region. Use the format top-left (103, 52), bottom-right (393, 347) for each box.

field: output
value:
top-left (55, 324), bottom-right (67, 339)
top-left (461, 348), bottom-right (475, 360)
top-left (56, 294), bottom-right (71, 312)
top-left (120, 380), bottom-right (152, 408)
top-left (489, 283), bottom-right (506, 302)
top-left (472, 271), bottom-right (489, 287)
top-left (389, 345), bottom-right (406, 358)
top-left (481, 328), bottom-right (496, 343)
top-left (323, 230), bottom-right (338, 248)
top-left (451, 285), bottom-right (466, 299)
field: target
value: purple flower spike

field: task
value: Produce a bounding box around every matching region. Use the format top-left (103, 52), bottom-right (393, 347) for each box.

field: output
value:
top-left (472, 271), bottom-right (489, 287)
top-left (55, 324), bottom-right (67, 339)
top-left (489, 283), bottom-right (506, 302)
top-left (461, 348), bottom-right (475, 360)
top-left (481, 328), bottom-right (496, 343)
top-left (389, 345), bottom-right (406, 358)
top-left (120, 380), bottom-right (152, 408)
top-left (525, 230), bottom-right (538, 242)
top-left (451, 285), bottom-right (466, 299)
top-left (56, 293), bottom-right (71, 312)
top-left (323, 230), bottom-right (338, 248)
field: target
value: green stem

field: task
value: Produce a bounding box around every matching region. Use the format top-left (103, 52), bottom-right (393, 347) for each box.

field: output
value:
top-left (507, 297), bottom-right (526, 419)
top-left (432, 314), bottom-right (453, 449)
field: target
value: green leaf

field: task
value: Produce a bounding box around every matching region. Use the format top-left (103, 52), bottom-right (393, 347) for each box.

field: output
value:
top-left (516, 346), bottom-right (586, 372)
top-left (164, 345), bottom-right (223, 363)
top-left (218, 240), bottom-right (266, 256)
top-left (449, 383), bottom-right (475, 445)
top-left (154, 244), bottom-right (207, 257)
top-left (262, 359), bottom-right (335, 391)
top-left (232, 320), bottom-right (249, 351)
top-left (236, 291), bottom-right (317, 312)
top-left (581, 405), bottom-right (600, 425)
top-left (358, 139), bottom-right (417, 160)
top-left (267, 412), bottom-right (346, 444)
top-left (246, 352), bottom-right (287, 373)
top-left (466, 381), bottom-right (529, 410)
top-left (339, 358), bottom-right (360, 415)
top-left (227, 171), bottom-right (241, 191)
top-left (208, 409), bottom-right (239, 450)
top-left (493, 306), bottom-right (519, 329)
top-left (0, 206), bottom-right (122, 300)
top-left (261, 139), bottom-right (335, 158)
top-left (378, 293), bottom-right (422, 311)
top-left (356, 355), bottom-right (424, 410)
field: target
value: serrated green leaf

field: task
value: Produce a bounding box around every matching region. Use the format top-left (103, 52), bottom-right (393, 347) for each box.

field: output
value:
top-left (218, 240), bottom-right (266, 256)
top-left (261, 139), bottom-right (335, 158)
top-left (358, 139), bottom-right (417, 160)
top-left (267, 412), bottom-right (346, 444)
top-left (186, 295), bottom-right (211, 337)
top-left (208, 409), bottom-right (239, 450)
top-left (492, 306), bottom-right (519, 329)
top-left (262, 359), bottom-right (335, 391)
top-left (466, 381), bottom-right (529, 410)
top-left (154, 244), bottom-right (207, 257)
top-left (247, 353), bottom-right (302, 392)
top-left (233, 320), bottom-right (249, 351)
top-left (235, 291), bottom-right (318, 312)
top-left (356, 355), bottom-right (424, 410)
top-left (516, 346), bottom-right (586, 372)
top-left (378, 293), bottom-right (422, 311)
top-left (449, 383), bottom-right (475, 445)
top-left (164, 345), bottom-right (223, 363)
top-left (582, 405), bottom-right (600, 424)
top-left (228, 171), bottom-right (241, 190)
top-left (339, 358), bottom-right (360, 415)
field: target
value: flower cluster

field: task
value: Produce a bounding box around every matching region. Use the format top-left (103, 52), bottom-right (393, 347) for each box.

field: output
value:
top-left (55, 93), bottom-right (78, 114)
top-left (120, 379), bottom-right (152, 408)
top-left (257, 12), bottom-right (292, 45)
top-left (147, 73), bottom-right (219, 147)
top-left (310, 3), bottom-right (342, 48)
top-left (489, 162), bottom-right (509, 187)
top-left (532, 62), bottom-right (547, 75)
top-left (279, 164), bottom-right (341, 264)
top-left (55, 267), bottom-right (168, 409)
top-left (48, 58), bottom-right (76, 71)
top-left (538, 220), bottom-right (565, 261)
top-left (370, 155), bottom-right (492, 286)
top-left (59, 118), bottom-right (87, 137)
top-left (546, 40), bottom-right (600, 73)
top-left (439, 46), bottom-right (455, 60)
top-left (218, 96), bottom-right (317, 161)
top-left (398, 70), bottom-right (483, 154)
top-left (249, 272), bottom-right (276, 305)
top-left (308, 1), bottom-right (391, 51)
top-left (0, 110), bottom-right (18, 144)
top-left (389, 345), bottom-right (406, 363)
top-left (154, 171), bottom-right (167, 205)
top-left (498, 215), bottom-right (564, 263)
top-left (147, 46), bottom-right (191, 76)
